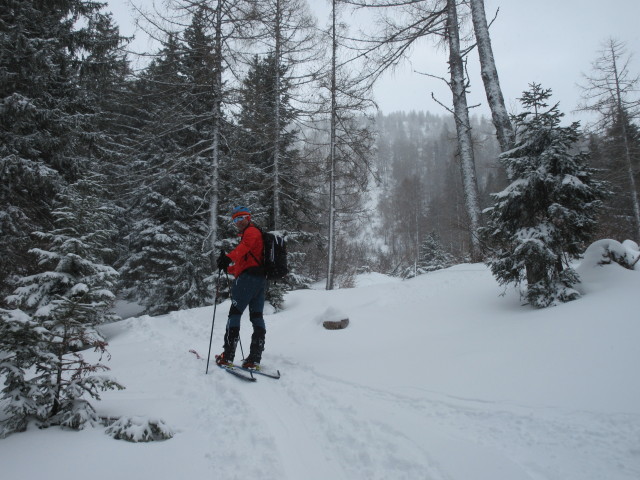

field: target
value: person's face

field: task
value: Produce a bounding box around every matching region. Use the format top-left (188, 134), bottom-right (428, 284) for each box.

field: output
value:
top-left (233, 215), bottom-right (250, 231)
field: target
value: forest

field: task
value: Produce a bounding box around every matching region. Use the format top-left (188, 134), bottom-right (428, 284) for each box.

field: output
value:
top-left (1, 0), bottom-right (639, 436)
top-left (1, 0), bottom-right (638, 315)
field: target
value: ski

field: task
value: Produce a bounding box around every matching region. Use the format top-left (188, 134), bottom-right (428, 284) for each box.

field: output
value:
top-left (217, 363), bottom-right (257, 382)
top-left (190, 349), bottom-right (279, 381)
top-left (190, 349), bottom-right (257, 382)
top-left (237, 365), bottom-right (281, 379)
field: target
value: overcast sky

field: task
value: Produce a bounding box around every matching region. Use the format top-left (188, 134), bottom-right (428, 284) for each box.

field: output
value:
top-left (108, 0), bottom-right (640, 125)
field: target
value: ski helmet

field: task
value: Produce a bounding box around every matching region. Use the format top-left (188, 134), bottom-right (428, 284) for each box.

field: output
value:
top-left (231, 206), bottom-right (251, 220)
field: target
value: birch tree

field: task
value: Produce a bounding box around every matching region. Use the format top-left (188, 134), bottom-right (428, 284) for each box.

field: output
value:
top-left (445, 0), bottom-right (483, 261)
top-left (468, 0), bottom-right (514, 151)
top-left (345, 0), bottom-right (484, 260)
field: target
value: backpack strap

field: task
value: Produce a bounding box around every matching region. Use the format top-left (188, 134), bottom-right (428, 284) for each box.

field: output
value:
top-left (246, 224), bottom-right (265, 268)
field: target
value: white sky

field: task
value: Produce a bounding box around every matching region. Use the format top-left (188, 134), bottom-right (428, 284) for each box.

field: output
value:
top-left (108, 0), bottom-right (640, 125)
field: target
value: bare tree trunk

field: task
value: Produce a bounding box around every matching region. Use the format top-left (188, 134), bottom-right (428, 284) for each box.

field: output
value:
top-left (209, 1), bottom-right (223, 257)
top-left (469, 0), bottom-right (514, 152)
top-left (326, 0), bottom-right (338, 290)
top-left (610, 44), bottom-right (640, 238)
top-left (273, 0), bottom-right (282, 230)
top-left (446, 0), bottom-right (483, 261)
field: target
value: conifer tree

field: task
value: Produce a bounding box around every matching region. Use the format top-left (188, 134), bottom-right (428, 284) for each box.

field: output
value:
top-left (0, 0), bottom-right (130, 299)
top-left (0, 178), bottom-right (123, 436)
top-left (234, 54), bottom-right (316, 306)
top-left (484, 84), bottom-right (608, 308)
top-left (119, 24), bottom-right (214, 315)
top-left (416, 231), bottom-right (456, 275)
top-left (236, 55), bottom-right (297, 222)
top-left (402, 230), bottom-right (455, 279)
top-left (595, 110), bottom-right (640, 241)
top-left (578, 38), bottom-right (640, 238)
top-left (253, 0), bottom-right (319, 230)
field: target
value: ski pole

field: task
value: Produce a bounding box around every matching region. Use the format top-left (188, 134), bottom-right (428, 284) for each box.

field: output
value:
top-left (205, 268), bottom-right (223, 374)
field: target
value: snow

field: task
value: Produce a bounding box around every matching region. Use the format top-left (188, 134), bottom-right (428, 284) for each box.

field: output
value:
top-left (2, 261), bottom-right (639, 480)
top-left (579, 239), bottom-right (639, 271)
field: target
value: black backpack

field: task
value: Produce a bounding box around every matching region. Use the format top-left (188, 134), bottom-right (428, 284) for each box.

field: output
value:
top-left (248, 225), bottom-right (288, 280)
top-left (262, 231), bottom-right (288, 280)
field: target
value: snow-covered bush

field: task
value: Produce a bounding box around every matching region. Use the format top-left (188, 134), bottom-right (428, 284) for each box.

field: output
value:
top-left (581, 239), bottom-right (640, 270)
top-left (105, 416), bottom-right (174, 442)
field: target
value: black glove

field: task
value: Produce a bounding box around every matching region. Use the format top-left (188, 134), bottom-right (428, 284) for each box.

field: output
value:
top-left (217, 251), bottom-right (231, 272)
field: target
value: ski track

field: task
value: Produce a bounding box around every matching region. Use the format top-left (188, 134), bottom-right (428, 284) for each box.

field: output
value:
top-left (286, 369), bottom-right (640, 480)
top-left (116, 309), bottom-right (640, 480)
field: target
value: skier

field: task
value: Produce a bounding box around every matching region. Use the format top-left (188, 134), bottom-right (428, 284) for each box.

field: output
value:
top-left (215, 206), bottom-right (267, 369)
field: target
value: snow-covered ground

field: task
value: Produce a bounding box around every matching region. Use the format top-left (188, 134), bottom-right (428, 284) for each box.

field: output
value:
top-left (1, 253), bottom-right (639, 480)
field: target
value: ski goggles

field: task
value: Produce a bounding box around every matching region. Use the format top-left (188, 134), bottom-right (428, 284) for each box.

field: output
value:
top-left (232, 215), bottom-right (249, 224)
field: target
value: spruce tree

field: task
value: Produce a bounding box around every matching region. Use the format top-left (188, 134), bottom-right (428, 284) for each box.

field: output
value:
top-left (119, 14), bottom-right (218, 315)
top-left (235, 54), bottom-right (316, 230)
top-left (416, 232), bottom-right (456, 275)
top-left (484, 84), bottom-right (608, 308)
top-left (593, 108), bottom-right (640, 241)
top-left (0, 0), bottom-right (130, 299)
top-left (233, 54), bottom-right (316, 306)
top-left (0, 179), bottom-right (123, 436)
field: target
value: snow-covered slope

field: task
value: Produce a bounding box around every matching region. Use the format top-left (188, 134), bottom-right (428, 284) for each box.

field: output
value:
top-left (1, 261), bottom-right (639, 480)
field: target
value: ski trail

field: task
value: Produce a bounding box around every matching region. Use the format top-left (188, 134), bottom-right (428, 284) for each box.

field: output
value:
top-left (101, 307), bottom-right (640, 480)
top-left (235, 361), bottom-right (446, 480)
top-left (146, 308), bottom-right (527, 480)
top-left (292, 367), bottom-right (640, 480)
top-left (236, 358), bottom-right (639, 480)
top-left (111, 310), bottom-right (289, 479)
top-left (247, 371), bottom-right (346, 480)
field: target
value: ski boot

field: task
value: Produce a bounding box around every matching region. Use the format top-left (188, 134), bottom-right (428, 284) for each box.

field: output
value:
top-left (242, 326), bottom-right (266, 369)
top-left (215, 326), bottom-right (239, 366)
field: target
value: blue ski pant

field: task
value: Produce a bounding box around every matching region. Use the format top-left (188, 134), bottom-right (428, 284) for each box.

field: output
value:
top-left (227, 272), bottom-right (267, 331)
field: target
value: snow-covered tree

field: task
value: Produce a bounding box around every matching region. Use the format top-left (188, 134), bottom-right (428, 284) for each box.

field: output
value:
top-left (0, 0), bottom-right (129, 299)
top-left (402, 231), bottom-right (456, 279)
top-left (235, 54), bottom-right (315, 230)
top-left (418, 232), bottom-right (456, 274)
top-left (579, 38), bottom-right (640, 240)
top-left (119, 185), bottom-right (211, 315)
top-left (484, 84), bottom-right (609, 308)
top-left (0, 179), bottom-right (124, 436)
top-left (119, 15), bottom-right (216, 315)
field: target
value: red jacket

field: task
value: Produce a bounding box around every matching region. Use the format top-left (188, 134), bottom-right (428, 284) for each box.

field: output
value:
top-left (227, 224), bottom-right (264, 278)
